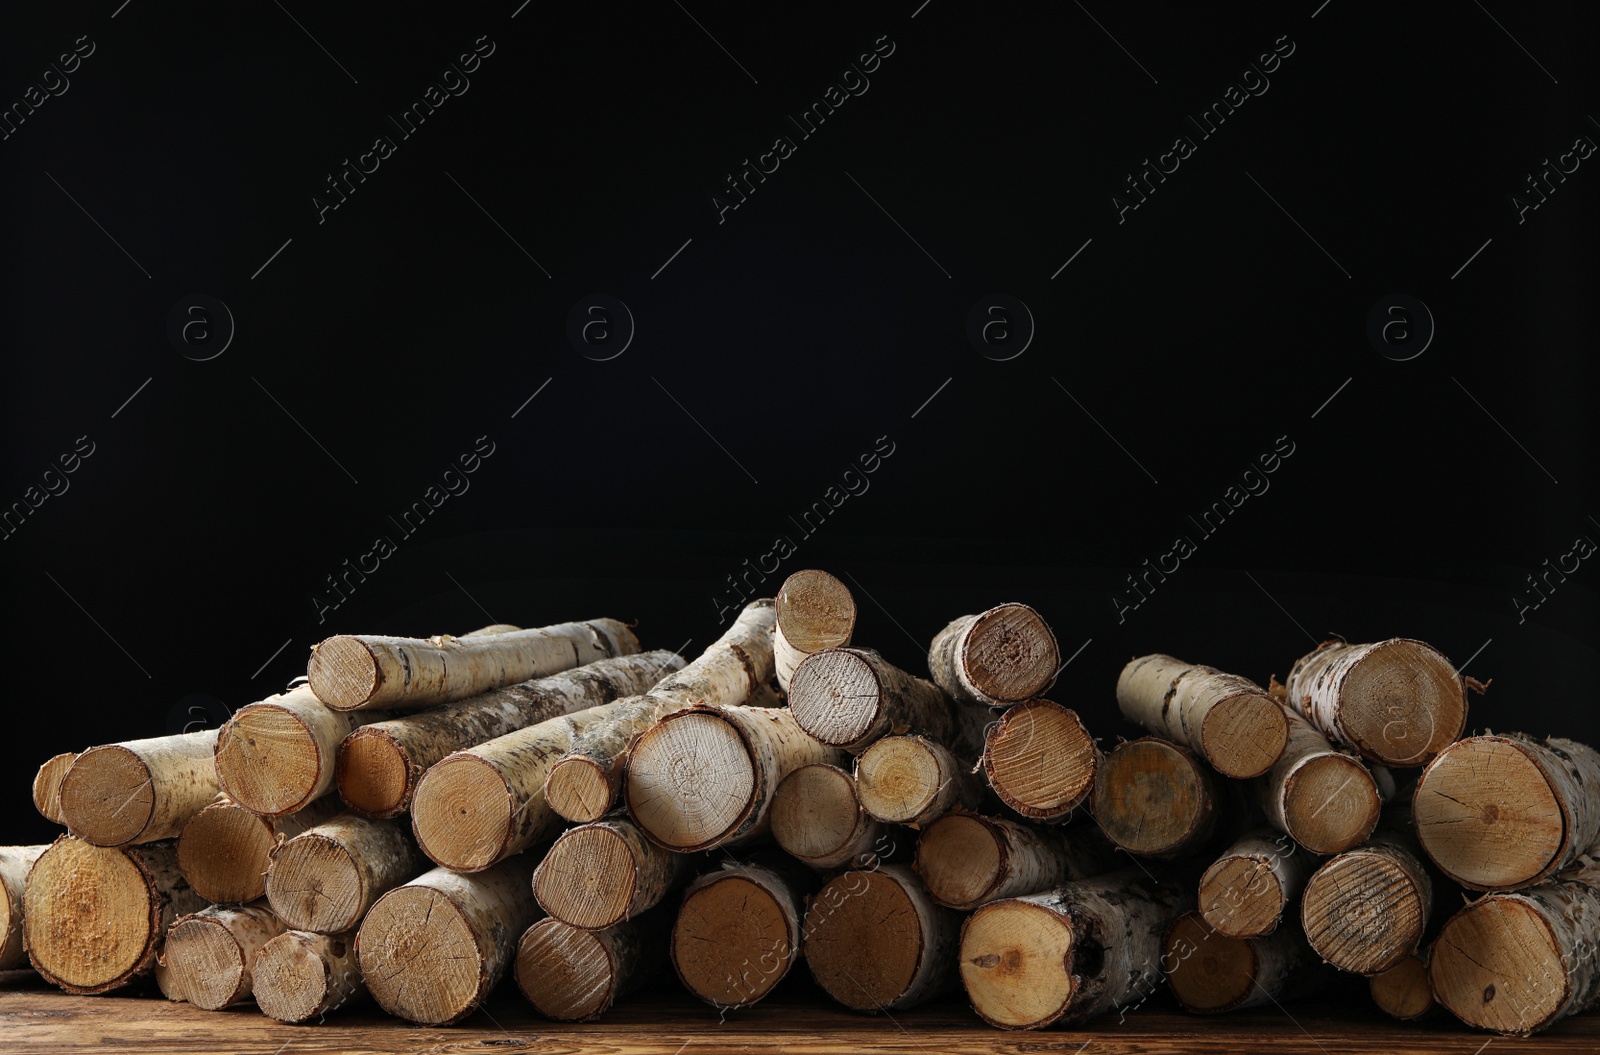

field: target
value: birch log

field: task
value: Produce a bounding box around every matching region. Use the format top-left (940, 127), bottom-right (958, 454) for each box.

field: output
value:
top-left (308, 618), bottom-right (639, 712)
top-left (177, 795), bottom-right (341, 904)
top-left (545, 599), bottom-right (778, 824)
top-left (982, 699), bottom-right (1099, 823)
top-left (1370, 952), bottom-right (1435, 1021)
top-left (805, 864), bottom-right (959, 1011)
top-left (515, 914), bottom-right (666, 1021)
top-left (625, 705), bottom-right (844, 852)
top-left (1429, 858), bottom-right (1600, 1036)
top-left (1259, 709), bottom-right (1387, 855)
top-left (1413, 733), bottom-right (1600, 891)
top-left (915, 812), bottom-right (1118, 911)
top-left (670, 858), bottom-right (810, 1009)
top-left (1117, 655), bottom-right (1289, 779)
top-left (1284, 638), bottom-right (1466, 767)
top-left (265, 812), bottom-right (425, 934)
top-left (356, 856), bottom-right (540, 1025)
top-left (337, 650), bottom-right (683, 817)
top-left (32, 752), bottom-right (75, 825)
top-left (770, 763), bottom-right (885, 870)
top-left (1163, 910), bottom-right (1316, 1013)
top-left (1301, 827), bottom-right (1434, 975)
top-left (773, 569), bottom-right (856, 691)
top-left (164, 902), bottom-right (287, 1010)
top-left (856, 734), bottom-right (983, 827)
top-left (254, 929), bottom-right (365, 1023)
top-left (789, 647), bottom-right (954, 753)
top-left (928, 603), bottom-right (1059, 707)
top-left (214, 685), bottom-right (384, 817)
top-left (24, 837), bottom-right (206, 993)
top-left (1198, 828), bottom-right (1314, 938)
top-left (59, 729), bottom-right (220, 846)
top-left (1091, 737), bottom-right (1219, 857)
top-left (0, 845), bottom-right (47, 970)
top-left (959, 868), bottom-right (1190, 1028)
top-left (533, 817), bottom-right (689, 929)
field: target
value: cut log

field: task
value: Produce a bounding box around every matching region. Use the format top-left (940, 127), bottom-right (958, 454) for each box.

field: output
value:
top-left (152, 955), bottom-right (185, 1002)
top-left (1162, 910), bottom-right (1314, 1013)
top-left (0, 845), bottom-right (47, 970)
top-left (770, 763), bottom-right (884, 870)
top-left (1413, 733), bottom-right (1600, 892)
top-left (23, 837), bottom-right (207, 994)
top-left (1259, 709), bottom-right (1387, 855)
top-left (626, 705), bottom-right (844, 852)
top-left (177, 795), bottom-right (341, 904)
top-left (254, 929), bottom-right (365, 1023)
top-left (515, 914), bottom-right (666, 1021)
top-left (981, 699), bottom-right (1099, 823)
top-left (308, 618), bottom-right (639, 712)
top-left (545, 599), bottom-right (778, 824)
top-left (1301, 827), bottom-right (1433, 975)
top-left (915, 811), bottom-right (1118, 911)
top-left (337, 650), bottom-right (684, 818)
top-left (670, 858), bottom-right (810, 1009)
top-left (58, 729), bottom-right (220, 846)
top-left (928, 603), bottom-right (1059, 707)
top-left (1369, 952), bottom-right (1434, 1021)
top-left (1429, 858), bottom-right (1600, 1036)
top-left (355, 855), bottom-right (540, 1025)
top-left (533, 817), bottom-right (689, 930)
top-left (1285, 638), bottom-right (1466, 767)
top-left (163, 902), bottom-right (287, 1010)
top-left (856, 734), bottom-right (982, 827)
top-left (773, 569), bottom-right (856, 692)
top-left (1116, 655), bottom-right (1289, 779)
top-left (1091, 737), bottom-right (1219, 857)
top-left (1198, 828), bottom-right (1314, 938)
top-left (789, 647), bottom-right (953, 753)
top-left (265, 812), bottom-right (426, 934)
top-left (215, 684), bottom-right (386, 817)
top-left (32, 752), bottom-right (75, 825)
top-left (959, 867), bottom-right (1190, 1028)
top-left (805, 863), bottom-right (959, 1011)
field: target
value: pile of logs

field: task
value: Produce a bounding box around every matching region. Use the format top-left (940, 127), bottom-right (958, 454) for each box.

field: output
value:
top-left (5, 572), bottom-right (1597, 1039)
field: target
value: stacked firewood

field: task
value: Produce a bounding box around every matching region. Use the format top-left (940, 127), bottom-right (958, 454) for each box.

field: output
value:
top-left (5, 570), bottom-right (1597, 1038)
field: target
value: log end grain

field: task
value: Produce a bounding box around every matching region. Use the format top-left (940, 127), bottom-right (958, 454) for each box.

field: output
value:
top-left (959, 898), bottom-right (1074, 1029)
top-left (307, 636), bottom-right (381, 711)
top-left (32, 752), bottom-right (76, 825)
top-left (1429, 898), bottom-right (1563, 1036)
top-left (1369, 953), bottom-right (1433, 1020)
top-left (357, 885), bottom-right (485, 1025)
top-left (671, 872), bottom-right (796, 1008)
top-left (543, 757), bottom-right (615, 824)
top-left (983, 700), bottom-right (1097, 821)
top-left (254, 930), bottom-right (359, 1024)
top-left (515, 918), bottom-right (619, 1021)
top-left (215, 705), bottom-right (323, 815)
top-left (804, 869), bottom-right (927, 1011)
top-left (335, 728), bottom-right (412, 817)
top-left (1282, 752), bottom-right (1382, 855)
top-left (532, 825), bottom-right (636, 930)
top-left (1164, 911), bottom-right (1259, 1013)
top-left (770, 764), bottom-right (864, 866)
top-left (264, 833), bottom-right (365, 934)
top-left (1200, 693), bottom-right (1290, 779)
top-left (960, 604), bottom-right (1060, 704)
top-left (1198, 853), bottom-right (1288, 939)
top-left (855, 736), bottom-right (950, 825)
top-left (1301, 849), bottom-right (1426, 976)
top-left (915, 813), bottom-right (1004, 909)
top-left (177, 802), bottom-right (275, 904)
top-left (23, 839), bottom-right (167, 993)
top-left (165, 914), bottom-right (254, 1010)
top-left (57, 746), bottom-right (154, 847)
top-left (1338, 639), bottom-right (1466, 766)
top-left (788, 648), bottom-right (883, 748)
top-left (626, 711), bottom-right (756, 852)
top-left (1413, 736), bottom-right (1563, 891)
top-left (775, 570), bottom-right (855, 653)
top-left (1091, 738), bottom-right (1213, 857)
top-left (411, 755), bottom-right (513, 872)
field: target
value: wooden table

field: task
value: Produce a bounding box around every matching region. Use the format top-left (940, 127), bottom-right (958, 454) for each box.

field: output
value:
top-left (2, 972), bottom-right (1594, 1053)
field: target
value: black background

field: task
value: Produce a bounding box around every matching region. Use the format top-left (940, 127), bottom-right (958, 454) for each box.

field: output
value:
top-left (2, 1), bottom-right (1596, 858)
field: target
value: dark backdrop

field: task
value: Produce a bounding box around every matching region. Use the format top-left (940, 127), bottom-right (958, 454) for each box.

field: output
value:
top-left (2, 2), bottom-right (1596, 851)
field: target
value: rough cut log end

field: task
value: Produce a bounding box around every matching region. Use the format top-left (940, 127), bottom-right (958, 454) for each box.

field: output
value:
top-left (335, 728), bottom-right (413, 817)
top-left (165, 904), bottom-right (286, 1010)
top-left (255, 930), bottom-right (363, 1023)
top-left (1370, 953), bottom-right (1433, 1020)
top-left (935, 604), bottom-right (1060, 705)
top-left (789, 647), bottom-right (885, 748)
top-left (916, 813), bottom-right (1008, 909)
top-left (770, 763), bottom-right (874, 869)
top-left (1091, 738), bottom-right (1216, 857)
top-left (626, 711), bottom-right (757, 852)
top-left (958, 898), bottom-right (1076, 1028)
top-left (515, 917), bottom-right (644, 1021)
top-left (1163, 911), bottom-right (1263, 1013)
top-left (533, 824), bottom-right (643, 930)
top-left (177, 801), bottom-right (277, 904)
top-left (856, 735), bottom-right (971, 827)
top-left (1289, 638), bottom-right (1466, 766)
top-left (983, 700), bottom-right (1097, 821)
top-left (543, 756), bottom-right (615, 824)
top-left (411, 755), bottom-right (514, 872)
top-left (264, 834), bottom-right (364, 934)
top-left (215, 702), bottom-right (324, 816)
top-left (805, 866), bottom-right (955, 1012)
top-left (32, 752), bottom-right (76, 825)
top-left (1283, 752), bottom-right (1382, 855)
top-left (671, 866), bottom-right (802, 1008)
top-left (1201, 692), bottom-right (1290, 780)
top-left (58, 746), bottom-right (154, 847)
top-left (1301, 846), bottom-right (1427, 976)
top-left (1430, 897), bottom-right (1569, 1035)
top-left (775, 570), bottom-right (856, 654)
top-left (306, 637), bottom-right (380, 711)
top-left (1199, 851), bottom-right (1290, 939)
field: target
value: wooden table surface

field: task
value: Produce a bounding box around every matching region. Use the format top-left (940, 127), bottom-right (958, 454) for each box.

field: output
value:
top-left (2, 972), bottom-right (1594, 1053)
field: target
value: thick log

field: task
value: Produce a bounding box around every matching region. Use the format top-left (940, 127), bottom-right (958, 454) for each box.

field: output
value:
top-left (789, 647), bottom-right (953, 753)
top-left (1091, 737), bottom-right (1219, 857)
top-left (515, 914), bottom-right (666, 1021)
top-left (1163, 910), bottom-right (1315, 1013)
top-left (1369, 952), bottom-right (1435, 1021)
top-left (981, 699), bottom-right (1099, 823)
top-left (1301, 827), bottom-right (1433, 975)
top-left (805, 864), bottom-right (959, 1012)
top-left (32, 752), bottom-right (75, 825)
top-left (1259, 709), bottom-right (1387, 855)
top-left (355, 856), bottom-right (540, 1025)
top-left (1284, 638), bottom-right (1466, 767)
top-left (773, 569), bottom-right (856, 692)
top-left (915, 811), bottom-right (1118, 911)
top-left (670, 858), bottom-right (810, 1009)
top-left (928, 603), bottom-right (1059, 707)
top-left (855, 734), bottom-right (983, 827)
top-left (1117, 655), bottom-right (1289, 779)
top-left (626, 705), bottom-right (844, 852)
top-left (0, 845), bottom-right (47, 970)
top-left (533, 817), bottom-right (688, 930)
top-left (265, 812), bottom-right (425, 934)
top-left (770, 763), bottom-right (884, 870)
top-left (23, 836), bottom-right (206, 994)
top-left (337, 650), bottom-right (683, 818)
top-left (1429, 858), bottom-right (1600, 1036)
top-left (176, 796), bottom-right (341, 905)
top-left (959, 867), bottom-right (1190, 1028)
top-left (308, 618), bottom-right (639, 712)
top-left (58, 729), bottom-right (220, 847)
top-left (1413, 733), bottom-right (1600, 891)
top-left (214, 684), bottom-right (384, 817)
top-left (1197, 828), bottom-right (1314, 938)
top-left (163, 902), bottom-right (287, 1010)
top-left (545, 600), bottom-right (778, 824)
top-left (254, 929), bottom-right (365, 1023)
